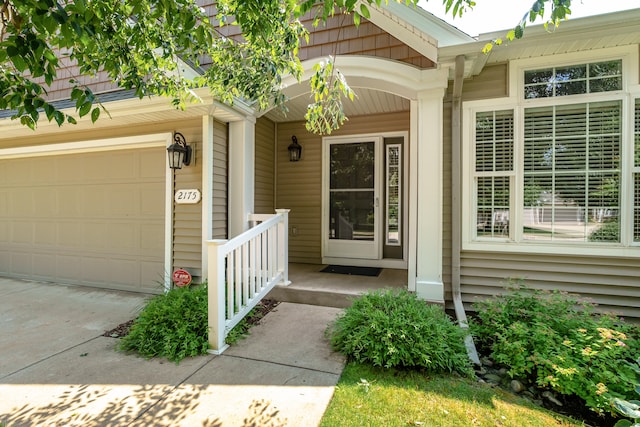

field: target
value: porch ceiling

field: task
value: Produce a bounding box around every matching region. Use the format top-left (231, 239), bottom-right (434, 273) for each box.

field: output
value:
top-left (263, 87), bottom-right (410, 123)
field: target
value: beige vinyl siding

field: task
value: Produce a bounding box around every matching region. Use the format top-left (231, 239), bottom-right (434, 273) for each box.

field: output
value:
top-left (171, 122), bottom-right (204, 282)
top-left (212, 120), bottom-right (228, 240)
top-left (459, 252), bottom-right (640, 319)
top-left (276, 112), bottom-right (410, 264)
top-left (461, 63), bottom-right (509, 101)
top-left (254, 117), bottom-right (275, 214)
top-left (439, 63), bottom-right (510, 302)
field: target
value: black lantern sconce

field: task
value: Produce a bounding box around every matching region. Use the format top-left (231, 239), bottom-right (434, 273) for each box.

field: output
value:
top-left (167, 132), bottom-right (192, 170)
top-left (288, 136), bottom-right (302, 162)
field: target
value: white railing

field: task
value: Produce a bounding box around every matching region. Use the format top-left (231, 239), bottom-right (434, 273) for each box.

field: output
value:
top-left (207, 209), bottom-right (290, 354)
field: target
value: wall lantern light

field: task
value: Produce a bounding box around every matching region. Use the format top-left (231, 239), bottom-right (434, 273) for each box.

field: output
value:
top-left (288, 135), bottom-right (302, 162)
top-left (167, 131), bottom-right (192, 170)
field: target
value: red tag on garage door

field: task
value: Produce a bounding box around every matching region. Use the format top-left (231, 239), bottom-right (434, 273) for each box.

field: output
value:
top-left (172, 269), bottom-right (192, 287)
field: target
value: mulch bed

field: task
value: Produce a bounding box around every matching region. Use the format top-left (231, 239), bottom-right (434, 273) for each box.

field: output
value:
top-left (102, 299), bottom-right (280, 339)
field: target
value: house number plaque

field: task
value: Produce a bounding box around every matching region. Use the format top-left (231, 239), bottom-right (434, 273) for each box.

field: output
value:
top-left (175, 189), bottom-right (201, 204)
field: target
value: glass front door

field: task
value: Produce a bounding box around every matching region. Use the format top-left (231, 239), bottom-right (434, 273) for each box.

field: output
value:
top-left (324, 139), bottom-right (380, 260)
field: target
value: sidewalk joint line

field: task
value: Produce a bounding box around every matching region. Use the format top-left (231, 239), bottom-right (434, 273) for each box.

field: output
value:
top-left (220, 354), bottom-right (343, 377)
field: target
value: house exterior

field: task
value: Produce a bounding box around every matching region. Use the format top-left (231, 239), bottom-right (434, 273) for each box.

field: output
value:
top-left (0, 3), bottom-right (638, 318)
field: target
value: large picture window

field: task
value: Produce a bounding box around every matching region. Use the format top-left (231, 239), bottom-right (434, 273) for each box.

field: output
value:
top-left (466, 53), bottom-right (639, 252)
top-left (523, 101), bottom-right (621, 242)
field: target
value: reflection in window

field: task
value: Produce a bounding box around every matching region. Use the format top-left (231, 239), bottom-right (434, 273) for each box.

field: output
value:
top-left (634, 99), bottom-right (640, 242)
top-left (474, 110), bottom-right (514, 238)
top-left (524, 60), bottom-right (622, 99)
top-left (329, 142), bottom-right (375, 241)
top-left (523, 101), bottom-right (621, 242)
top-left (386, 144), bottom-right (401, 246)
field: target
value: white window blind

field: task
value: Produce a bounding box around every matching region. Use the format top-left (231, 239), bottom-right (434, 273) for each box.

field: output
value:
top-left (475, 110), bottom-right (514, 238)
top-left (634, 99), bottom-right (640, 242)
top-left (523, 101), bottom-right (621, 242)
top-left (386, 144), bottom-right (401, 246)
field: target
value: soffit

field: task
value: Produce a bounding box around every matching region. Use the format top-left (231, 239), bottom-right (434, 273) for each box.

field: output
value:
top-left (263, 87), bottom-right (409, 123)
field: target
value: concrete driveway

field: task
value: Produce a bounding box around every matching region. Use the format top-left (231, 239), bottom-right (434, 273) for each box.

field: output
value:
top-left (0, 277), bottom-right (345, 426)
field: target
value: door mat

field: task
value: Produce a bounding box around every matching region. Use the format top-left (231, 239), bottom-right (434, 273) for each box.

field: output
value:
top-left (320, 265), bottom-right (382, 277)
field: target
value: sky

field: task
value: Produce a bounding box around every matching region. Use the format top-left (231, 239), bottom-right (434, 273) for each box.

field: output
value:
top-left (417, 0), bottom-right (640, 37)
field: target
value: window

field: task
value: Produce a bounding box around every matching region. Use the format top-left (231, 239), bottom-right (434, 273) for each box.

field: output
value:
top-left (524, 60), bottom-right (622, 99)
top-left (474, 111), bottom-right (514, 238)
top-left (465, 52), bottom-right (639, 253)
top-left (523, 101), bottom-right (621, 242)
top-left (635, 99), bottom-right (640, 242)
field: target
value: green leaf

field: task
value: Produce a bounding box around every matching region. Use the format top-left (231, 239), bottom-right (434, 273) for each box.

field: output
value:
top-left (353, 12), bottom-right (360, 27)
top-left (12, 55), bottom-right (27, 72)
top-left (20, 115), bottom-right (35, 130)
top-left (359, 4), bottom-right (370, 19)
top-left (79, 101), bottom-right (92, 117)
top-left (514, 25), bottom-right (524, 39)
top-left (91, 107), bottom-right (100, 123)
top-left (44, 104), bottom-right (55, 120)
top-left (54, 111), bottom-right (65, 126)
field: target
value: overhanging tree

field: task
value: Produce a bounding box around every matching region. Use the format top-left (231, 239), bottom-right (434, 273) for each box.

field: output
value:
top-left (0, 0), bottom-right (568, 132)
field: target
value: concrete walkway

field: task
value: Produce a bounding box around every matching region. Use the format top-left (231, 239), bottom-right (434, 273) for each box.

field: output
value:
top-left (0, 278), bottom-right (345, 427)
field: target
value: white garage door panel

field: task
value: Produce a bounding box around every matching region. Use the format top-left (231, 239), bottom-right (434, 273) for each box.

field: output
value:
top-left (0, 147), bottom-right (165, 293)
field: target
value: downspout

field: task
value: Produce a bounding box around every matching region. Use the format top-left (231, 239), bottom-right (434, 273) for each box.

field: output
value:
top-left (451, 54), bottom-right (480, 365)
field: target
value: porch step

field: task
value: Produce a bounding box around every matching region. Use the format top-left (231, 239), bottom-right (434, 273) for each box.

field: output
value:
top-left (267, 286), bottom-right (360, 309)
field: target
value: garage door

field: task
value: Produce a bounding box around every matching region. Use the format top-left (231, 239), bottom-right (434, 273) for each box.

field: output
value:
top-left (0, 147), bottom-right (166, 293)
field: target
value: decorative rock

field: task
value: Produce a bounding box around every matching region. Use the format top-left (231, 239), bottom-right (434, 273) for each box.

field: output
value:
top-left (484, 373), bottom-right (502, 384)
top-left (475, 366), bottom-right (487, 376)
top-left (480, 357), bottom-right (494, 367)
top-left (497, 367), bottom-right (508, 376)
top-left (510, 380), bottom-right (525, 393)
top-left (542, 391), bottom-right (563, 406)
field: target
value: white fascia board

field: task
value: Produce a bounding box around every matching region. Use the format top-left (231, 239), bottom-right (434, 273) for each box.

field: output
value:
top-left (0, 133), bottom-right (171, 158)
top-left (369, 1), bottom-right (474, 52)
top-left (477, 8), bottom-right (640, 42)
top-left (366, 4), bottom-right (438, 62)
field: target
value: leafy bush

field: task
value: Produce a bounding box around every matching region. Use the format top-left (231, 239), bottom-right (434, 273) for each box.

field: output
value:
top-left (120, 284), bottom-right (209, 362)
top-left (327, 289), bottom-right (473, 376)
top-left (612, 358), bottom-right (640, 427)
top-left (472, 284), bottom-right (640, 414)
top-left (589, 220), bottom-right (620, 242)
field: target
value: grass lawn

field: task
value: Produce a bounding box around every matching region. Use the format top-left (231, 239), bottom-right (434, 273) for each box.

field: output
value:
top-left (320, 362), bottom-right (585, 427)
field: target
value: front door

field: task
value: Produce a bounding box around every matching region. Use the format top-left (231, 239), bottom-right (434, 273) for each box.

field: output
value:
top-left (323, 137), bottom-right (381, 260)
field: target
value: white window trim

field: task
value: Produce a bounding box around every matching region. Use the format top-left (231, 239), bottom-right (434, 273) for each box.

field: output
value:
top-left (462, 45), bottom-right (640, 258)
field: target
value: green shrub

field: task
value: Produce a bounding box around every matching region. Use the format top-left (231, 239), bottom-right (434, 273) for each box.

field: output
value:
top-left (589, 220), bottom-right (620, 242)
top-left (472, 284), bottom-right (640, 414)
top-left (612, 357), bottom-right (640, 427)
top-left (119, 284), bottom-right (210, 362)
top-left (327, 289), bottom-right (473, 376)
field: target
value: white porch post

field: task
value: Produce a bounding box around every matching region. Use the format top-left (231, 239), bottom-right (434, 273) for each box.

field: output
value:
top-left (201, 115), bottom-right (214, 278)
top-left (413, 87), bottom-right (446, 303)
top-left (228, 117), bottom-right (256, 238)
